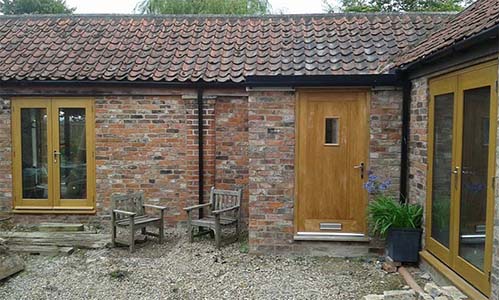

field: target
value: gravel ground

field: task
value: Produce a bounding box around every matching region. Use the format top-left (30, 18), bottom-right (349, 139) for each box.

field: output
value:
top-left (0, 231), bottom-right (404, 300)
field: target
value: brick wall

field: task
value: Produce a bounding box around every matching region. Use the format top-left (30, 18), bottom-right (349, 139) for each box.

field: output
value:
top-left (248, 91), bottom-right (296, 253)
top-left (370, 89), bottom-right (403, 195)
top-left (94, 95), bottom-right (190, 224)
top-left (215, 96), bottom-right (249, 220)
top-left (1, 86), bottom-right (404, 255)
top-left (0, 99), bottom-right (11, 211)
top-left (408, 78), bottom-right (429, 206)
top-left (0, 89), bottom-right (249, 227)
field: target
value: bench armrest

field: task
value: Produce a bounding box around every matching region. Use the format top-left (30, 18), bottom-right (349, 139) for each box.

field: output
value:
top-left (143, 204), bottom-right (167, 211)
top-left (212, 205), bottom-right (240, 215)
top-left (184, 203), bottom-right (211, 212)
top-left (112, 209), bottom-right (136, 216)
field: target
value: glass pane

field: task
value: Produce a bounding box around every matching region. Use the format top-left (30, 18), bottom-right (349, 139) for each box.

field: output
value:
top-left (459, 86), bottom-right (491, 271)
top-left (59, 108), bottom-right (87, 199)
top-left (325, 118), bottom-right (339, 144)
top-left (431, 93), bottom-right (454, 247)
top-left (21, 108), bottom-right (48, 199)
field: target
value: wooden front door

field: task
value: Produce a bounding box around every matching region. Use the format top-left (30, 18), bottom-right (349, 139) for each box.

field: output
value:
top-left (296, 90), bottom-right (369, 235)
top-left (12, 98), bottom-right (95, 211)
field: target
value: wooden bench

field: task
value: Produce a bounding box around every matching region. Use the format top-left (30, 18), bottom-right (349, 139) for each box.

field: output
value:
top-left (184, 187), bottom-right (243, 249)
top-left (111, 192), bottom-right (166, 253)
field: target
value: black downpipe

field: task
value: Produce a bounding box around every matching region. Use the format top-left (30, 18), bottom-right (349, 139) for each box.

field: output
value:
top-left (197, 89), bottom-right (204, 218)
top-left (400, 78), bottom-right (412, 203)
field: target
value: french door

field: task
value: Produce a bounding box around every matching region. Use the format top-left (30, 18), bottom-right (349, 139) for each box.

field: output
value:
top-left (427, 62), bottom-right (498, 295)
top-left (12, 98), bottom-right (95, 211)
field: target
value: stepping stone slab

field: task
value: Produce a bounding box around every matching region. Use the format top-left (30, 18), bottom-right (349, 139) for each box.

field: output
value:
top-left (441, 286), bottom-right (468, 300)
top-left (424, 282), bottom-right (443, 298)
top-left (418, 292), bottom-right (434, 300)
top-left (0, 253), bottom-right (24, 280)
top-left (36, 223), bottom-right (84, 232)
top-left (362, 295), bottom-right (384, 300)
top-left (384, 290), bottom-right (417, 300)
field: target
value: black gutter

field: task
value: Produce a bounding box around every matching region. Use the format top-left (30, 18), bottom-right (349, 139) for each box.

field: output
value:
top-left (399, 77), bottom-right (411, 203)
top-left (246, 74), bottom-right (403, 87)
top-left (197, 88), bottom-right (204, 218)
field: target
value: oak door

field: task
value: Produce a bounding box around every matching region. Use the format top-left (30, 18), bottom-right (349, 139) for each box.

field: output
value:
top-left (296, 90), bottom-right (369, 235)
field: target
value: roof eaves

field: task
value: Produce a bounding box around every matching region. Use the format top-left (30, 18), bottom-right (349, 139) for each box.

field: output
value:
top-left (395, 23), bottom-right (499, 72)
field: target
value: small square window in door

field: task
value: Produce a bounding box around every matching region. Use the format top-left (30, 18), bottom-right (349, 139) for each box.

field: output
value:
top-left (325, 117), bottom-right (339, 145)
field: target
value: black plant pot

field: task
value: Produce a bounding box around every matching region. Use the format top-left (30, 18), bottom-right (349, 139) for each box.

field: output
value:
top-left (386, 228), bottom-right (422, 263)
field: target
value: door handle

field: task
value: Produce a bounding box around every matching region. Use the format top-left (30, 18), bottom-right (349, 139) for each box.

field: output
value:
top-left (354, 162), bottom-right (365, 179)
top-left (53, 150), bottom-right (61, 163)
top-left (452, 166), bottom-right (460, 190)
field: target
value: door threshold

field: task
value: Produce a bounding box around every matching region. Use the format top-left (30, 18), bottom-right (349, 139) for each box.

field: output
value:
top-left (420, 250), bottom-right (488, 300)
top-left (294, 232), bottom-right (371, 242)
top-left (13, 209), bottom-right (96, 215)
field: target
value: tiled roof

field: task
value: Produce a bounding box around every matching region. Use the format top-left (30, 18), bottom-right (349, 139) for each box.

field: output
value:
top-left (0, 13), bottom-right (450, 83)
top-left (393, 0), bottom-right (499, 69)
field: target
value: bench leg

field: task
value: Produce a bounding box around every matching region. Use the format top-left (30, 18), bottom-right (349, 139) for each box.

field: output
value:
top-left (187, 212), bottom-right (194, 243)
top-left (236, 218), bottom-right (241, 241)
top-left (111, 212), bottom-right (117, 247)
top-left (111, 224), bottom-right (117, 247)
top-left (215, 215), bottom-right (221, 249)
top-left (129, 225), bottom-right (135, 253)
top-left (159, 219), bottom-right (164, 244)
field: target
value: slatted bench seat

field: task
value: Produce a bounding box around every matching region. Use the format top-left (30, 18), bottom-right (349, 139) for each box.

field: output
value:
top-left (184, 187), bottom-right (242, 249)
top-left (111, 192), bottom-right (166, 253)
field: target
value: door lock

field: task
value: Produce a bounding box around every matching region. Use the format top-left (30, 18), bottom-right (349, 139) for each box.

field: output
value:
top-left (354, 162), bottom-right (365, 179)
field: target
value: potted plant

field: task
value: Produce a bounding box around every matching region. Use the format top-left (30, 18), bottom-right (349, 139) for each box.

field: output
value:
top-left (366, 173), bottom-right (423, 263)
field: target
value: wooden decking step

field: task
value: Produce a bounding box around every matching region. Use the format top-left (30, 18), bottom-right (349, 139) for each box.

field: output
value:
top-left (0, 232), bottom-right (110, 250)
top-left (35, 223), bottom-right (84, 232)
top-left (8, 245), bottom-right (74, 256)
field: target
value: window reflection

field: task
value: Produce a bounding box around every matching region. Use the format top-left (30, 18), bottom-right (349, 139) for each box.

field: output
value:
top-left (459, 86), bottom-right (490, 270)
top-left (21, 108), bottom-right (48, 199)
top-left (59, 108), bottom-right (87, 199)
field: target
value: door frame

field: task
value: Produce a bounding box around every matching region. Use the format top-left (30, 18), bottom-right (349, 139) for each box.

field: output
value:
top-left (294, 88), bottom-right (371, 236)
top-left (11, 97), bottom-right (96, 213)
top-left (426, 60), bottom-right (498, 296)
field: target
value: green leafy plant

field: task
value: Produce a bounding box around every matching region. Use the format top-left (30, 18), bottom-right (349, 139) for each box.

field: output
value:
top-left (0, 0), bottom-right (75, 15)
top-left (136, 0), bottom-right (270, 15)
top-left (368, 195), bottom-right (423, 237)
top-left (365, 172), bottom-right (423, 237)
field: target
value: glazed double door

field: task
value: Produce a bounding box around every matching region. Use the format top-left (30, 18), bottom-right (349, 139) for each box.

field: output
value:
top-left (427, 62), bottom-right (498, 295)
top-left (12, 98), bottom-right (95, 210)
